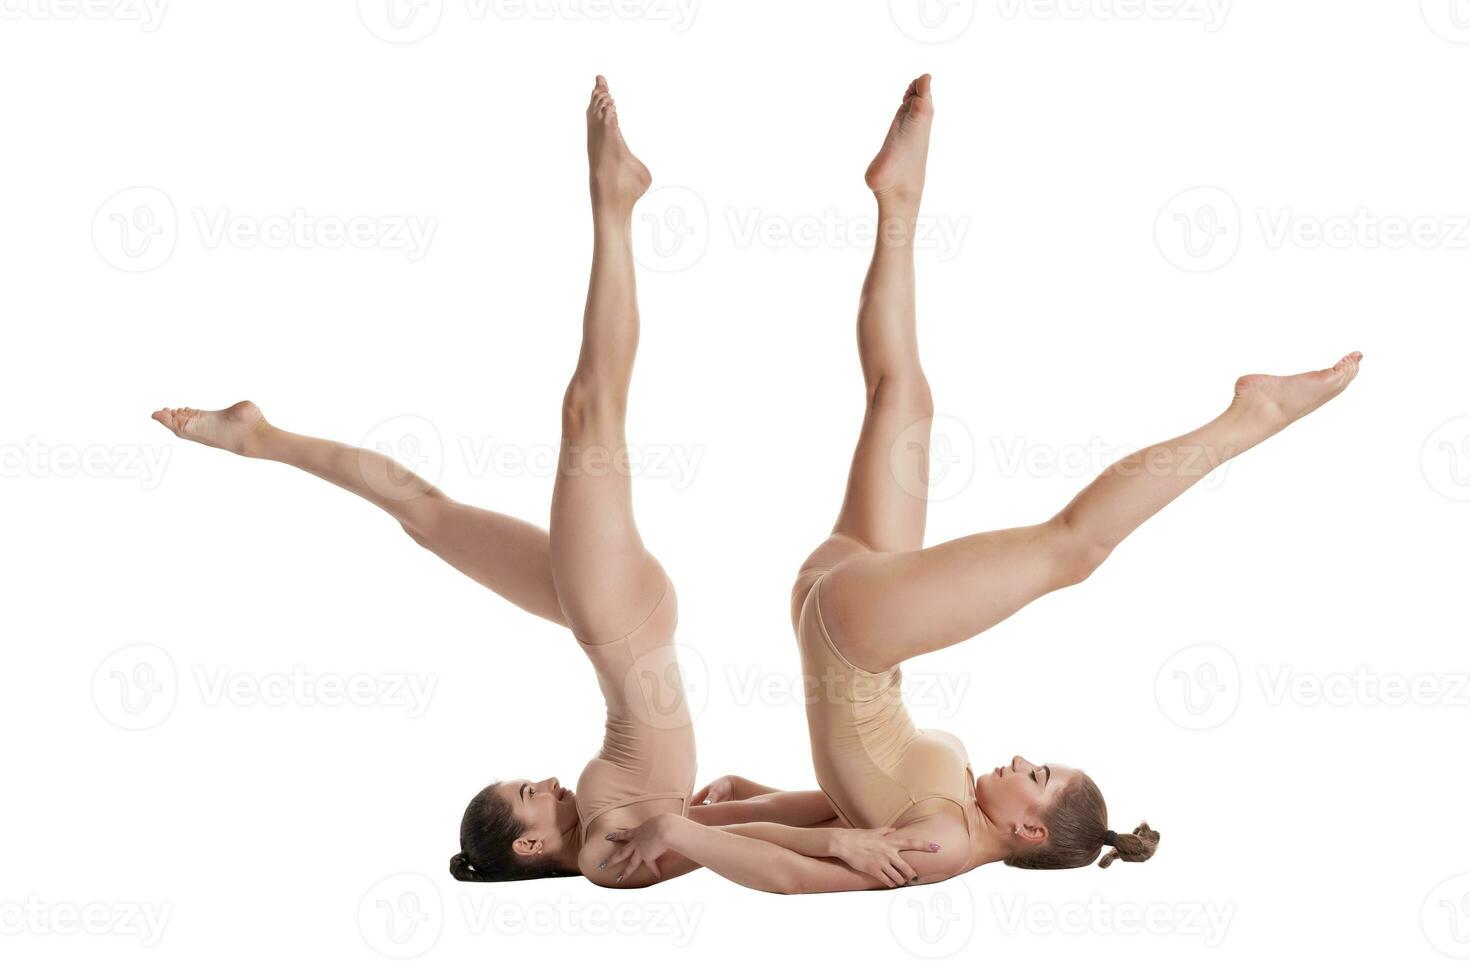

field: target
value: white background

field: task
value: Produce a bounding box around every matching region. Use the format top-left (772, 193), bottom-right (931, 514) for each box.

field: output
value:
top-left (4, 0), bottom-right (1470, 975)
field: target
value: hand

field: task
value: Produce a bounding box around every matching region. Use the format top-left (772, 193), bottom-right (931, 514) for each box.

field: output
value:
top-left (692, 775), bottom-right (739, 806)
top-left (828, 827), bottom-right (939, 887)
top-left (602, 816), bottom-right (677, 883)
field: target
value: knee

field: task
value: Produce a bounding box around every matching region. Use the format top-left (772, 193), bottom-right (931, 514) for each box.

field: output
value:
top-left (561, 376), bottom-right (625, 437)
top-left (1046, 516), bottom-right (1114, 588)
top-left (866, 371), bottom-right (934, 419)
top-left (397, 488), bottom-right (449, 547)
top-left (401, 521), bottom-right (430, 549)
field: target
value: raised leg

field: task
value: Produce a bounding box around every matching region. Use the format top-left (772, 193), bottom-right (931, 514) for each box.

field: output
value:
top-left (151, 400), bottom-right (565, 625)
top-left (819, 354), bottom-right (1364, 671)
top-left (817, 75), bottom-right (937, 561)
top-left (547, 76), bottom-right (665, 643)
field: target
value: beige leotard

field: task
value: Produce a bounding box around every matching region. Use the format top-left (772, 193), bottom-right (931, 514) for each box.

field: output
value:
top-left (573, 579), bottom-right (697, 847)
top-left (792, 565), bottom-right (981, 840)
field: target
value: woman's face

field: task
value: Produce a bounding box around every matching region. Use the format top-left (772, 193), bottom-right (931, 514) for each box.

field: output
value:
top-left (974, 755), bottom-right (1081, 847)
top-left (494, 777), bottom-right (579, 858)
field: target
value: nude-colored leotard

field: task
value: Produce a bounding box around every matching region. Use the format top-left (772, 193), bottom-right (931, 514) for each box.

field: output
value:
top-left (792, 565), bottom-right (980, 840)
top-left (574, 579), bottom-right (697, 846)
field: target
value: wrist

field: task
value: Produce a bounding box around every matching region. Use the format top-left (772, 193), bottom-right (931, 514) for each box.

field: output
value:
top-left (653, 812), bottom-right (685, 843)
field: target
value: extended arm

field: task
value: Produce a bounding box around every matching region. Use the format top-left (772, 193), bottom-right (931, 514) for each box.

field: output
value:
top-left (689, 789), bottom-right (839, 829)
top-left (603, 815), bottom-right (958, 894)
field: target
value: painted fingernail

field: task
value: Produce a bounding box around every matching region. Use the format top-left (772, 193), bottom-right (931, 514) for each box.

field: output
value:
top-left (929, 843), bottom-right (940, 851)
top-left (615, 873), bottom-right (624, 883)
top-left (605, 833), bottom-right (615, 840)
top-left (597, 862), bottom-right (606, 870)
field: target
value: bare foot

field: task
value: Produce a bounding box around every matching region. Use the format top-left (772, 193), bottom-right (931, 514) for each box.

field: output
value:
top-left (587, 75), bottom-right (651, 213)
top-left (151, 400), bottom-right (271, 456)
top-left (1232, 352), bottom-right (1363, 431)
top-left (865, 74), bottom-right (934, 206)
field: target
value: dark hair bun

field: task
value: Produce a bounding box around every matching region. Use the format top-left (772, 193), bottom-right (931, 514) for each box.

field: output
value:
top-left (449, 851), bottom-right (483, 882)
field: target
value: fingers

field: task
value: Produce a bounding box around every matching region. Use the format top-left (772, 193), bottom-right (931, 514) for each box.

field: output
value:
top-left (604, 829), bottom-right (633, 842)
top-left (894, 838), bottom-right (941, 853)
top-left (602, 844), bottom-right (633, 869)
top-left (894, 857), bottom-right (918, 882)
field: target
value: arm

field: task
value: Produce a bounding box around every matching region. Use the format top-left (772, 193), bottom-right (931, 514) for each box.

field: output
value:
top-left (657, 816), bottom-right (888, 894)
top-left (718, 822), bottom-right (942, 888)
top-left (605, 815), bottom-right (950, 895)
top-left (689, 790), bottom-right (839, 829)
top-left (691, 775), bottom-right (782, 805)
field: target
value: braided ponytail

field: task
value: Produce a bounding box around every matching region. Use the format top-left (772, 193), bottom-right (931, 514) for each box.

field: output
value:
top-left (1097, 822), bottom-right (1161, 869)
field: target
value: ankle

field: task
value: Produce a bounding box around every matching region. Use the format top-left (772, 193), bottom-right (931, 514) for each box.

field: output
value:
top-left (241, 420), bottom-right (281, 459)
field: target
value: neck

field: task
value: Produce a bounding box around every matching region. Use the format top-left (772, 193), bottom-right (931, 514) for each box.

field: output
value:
top-left (555, 822), bottom-right (583, 873)
top-left (968, 803), bottom-right (1016, 869)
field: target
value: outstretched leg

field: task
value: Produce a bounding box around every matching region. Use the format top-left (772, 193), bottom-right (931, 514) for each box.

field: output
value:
top-left (820, 354), bottom-right (1364, 671)
top-left (151, 400), bottom-right (565, 625)
top-left (805, 74), bottom-right (937, 575)
top-left (548, 76), bottom-right (664, 643)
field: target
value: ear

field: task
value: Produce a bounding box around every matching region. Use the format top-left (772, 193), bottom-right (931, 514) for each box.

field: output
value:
top-left (1016, 821), bottom-right (1047, 845)
top-left (511, 835), bottom-right (541, 857)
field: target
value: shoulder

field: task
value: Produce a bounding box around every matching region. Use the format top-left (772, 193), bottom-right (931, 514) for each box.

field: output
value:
top-left (894, 810), bottom-right (976, 880)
